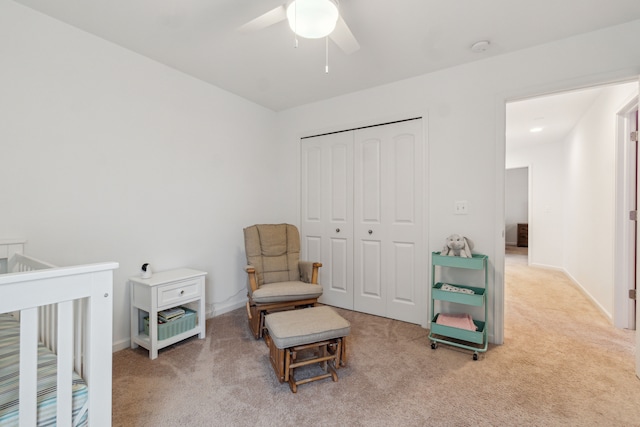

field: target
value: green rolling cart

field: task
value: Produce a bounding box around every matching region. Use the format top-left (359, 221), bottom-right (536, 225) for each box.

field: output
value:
top-left (429, 251), bottom-right (488, 360)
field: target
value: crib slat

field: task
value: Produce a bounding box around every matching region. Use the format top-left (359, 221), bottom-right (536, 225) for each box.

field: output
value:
top-left (74, 299), bottom-right (84, 377)
top-left (57, 300), bottom-right (73, 426)
top-left (19, 307), bottom-right (38, 427)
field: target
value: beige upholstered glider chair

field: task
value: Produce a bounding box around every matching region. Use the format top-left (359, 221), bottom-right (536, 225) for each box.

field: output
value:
top-left (243, 223), bottom-right (323, 339)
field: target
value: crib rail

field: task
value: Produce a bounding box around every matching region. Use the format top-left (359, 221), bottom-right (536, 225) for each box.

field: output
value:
top-left (8, 254), bottom-right (61, 353)
top-left (8, 252), bottom-right (56, 272)
top-left (0, 258), bottom-right (118, 427)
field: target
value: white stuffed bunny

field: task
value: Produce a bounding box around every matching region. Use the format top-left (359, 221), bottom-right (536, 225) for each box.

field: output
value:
top-left (442, 234), bottom-right (474, 258)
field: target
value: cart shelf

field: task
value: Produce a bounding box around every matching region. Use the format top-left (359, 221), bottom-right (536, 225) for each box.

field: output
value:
top-left (432, 283), bottom-right (485, 306)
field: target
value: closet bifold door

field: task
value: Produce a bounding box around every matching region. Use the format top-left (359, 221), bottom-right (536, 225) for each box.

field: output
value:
top-left (301, 131), bottom-right (354, 310)
top-left (353, 119), bottom-right (424, 324)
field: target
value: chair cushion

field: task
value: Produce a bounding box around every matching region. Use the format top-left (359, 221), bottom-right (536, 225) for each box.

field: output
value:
top-left (254, 224), bottom-right (288, 257)
top-left (265, 306), bottom-right (350, 349)
top-left (244, 224), bottom-right (301, 286)
top-left (251, 281), bottom-right (322, 304)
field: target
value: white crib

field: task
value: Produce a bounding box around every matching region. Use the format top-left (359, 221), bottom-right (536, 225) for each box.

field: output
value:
top-left (0, 239), bottom-right (118, 426)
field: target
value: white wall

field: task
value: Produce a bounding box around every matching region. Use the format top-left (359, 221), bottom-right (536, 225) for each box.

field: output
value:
top-left (563, 83), bottom-right (638, 317)
top-left (278, 20), bottom-right (640, 343)
top-left (0, 1), bottom-right (295, 351)
top-left (505, 167), bottom-right (528, 245)
top-left (2, 0), bottom-right (640, 349)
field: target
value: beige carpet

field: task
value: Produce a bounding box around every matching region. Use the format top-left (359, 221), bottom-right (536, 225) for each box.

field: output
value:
top-left (113, 252), bottom-right (640, 426)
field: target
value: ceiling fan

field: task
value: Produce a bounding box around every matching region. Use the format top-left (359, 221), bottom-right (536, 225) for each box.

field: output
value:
top-left (238, 0), bottom-right (360, 55)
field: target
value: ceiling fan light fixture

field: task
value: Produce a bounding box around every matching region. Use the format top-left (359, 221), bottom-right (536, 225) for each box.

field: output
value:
top-left (286, 0), bottom-right (339, 39)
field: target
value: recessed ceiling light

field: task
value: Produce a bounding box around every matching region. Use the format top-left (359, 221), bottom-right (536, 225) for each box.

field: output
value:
top-left (530, 127), bottom-right (543, 133)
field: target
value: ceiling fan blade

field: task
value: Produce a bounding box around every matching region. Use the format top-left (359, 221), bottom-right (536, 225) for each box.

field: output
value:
top-left (330, 15), bottom-right (360, 54)
top-left (238, 5), bottom-right (287, 33)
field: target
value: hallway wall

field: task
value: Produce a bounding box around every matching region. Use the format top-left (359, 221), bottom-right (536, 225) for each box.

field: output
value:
top-left (563, 83), bottom-right (638, 317)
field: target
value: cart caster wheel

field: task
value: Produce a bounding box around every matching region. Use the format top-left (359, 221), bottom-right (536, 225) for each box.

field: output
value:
top-left (431, 342), bottom-right (437, 350)
top-left (473, 353), bottom-right (478, 361)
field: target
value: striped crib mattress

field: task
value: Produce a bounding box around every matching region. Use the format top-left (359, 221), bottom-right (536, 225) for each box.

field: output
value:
top-left (0, 313), bottom-right (88, 426)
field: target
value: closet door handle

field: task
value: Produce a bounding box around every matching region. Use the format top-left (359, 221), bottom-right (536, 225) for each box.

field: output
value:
top-left (368, 230), bottom-right (373, 235)
top-left (336, 228), bottom-right (340, 233)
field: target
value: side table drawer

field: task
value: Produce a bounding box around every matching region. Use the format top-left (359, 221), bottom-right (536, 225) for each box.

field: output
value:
top-left (157, 279), bottom-right (201, 308)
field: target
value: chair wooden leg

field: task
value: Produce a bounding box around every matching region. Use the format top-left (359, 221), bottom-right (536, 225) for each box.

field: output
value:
top-left (281, 338), bottom-right (344, 393)
top-left (259, 310), bottom-right (266, 339)
top-left (340, 337), bottom-right (347, 367)
top-left (247, 303), bottom-right (261, 339)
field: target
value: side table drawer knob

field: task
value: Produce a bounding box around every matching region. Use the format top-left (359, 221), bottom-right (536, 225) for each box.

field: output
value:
top-left (157, 280), bottom-right (200, 306)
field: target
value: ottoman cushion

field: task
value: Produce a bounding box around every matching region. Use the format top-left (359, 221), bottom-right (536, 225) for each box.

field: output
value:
top-left (265, 306), bottom-right (350, 349)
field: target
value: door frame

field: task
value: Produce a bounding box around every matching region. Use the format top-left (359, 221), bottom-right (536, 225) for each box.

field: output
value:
top-left (614, 93), bottom-right (639, 329)
top-left (495, 71), bottom-right (640, 347)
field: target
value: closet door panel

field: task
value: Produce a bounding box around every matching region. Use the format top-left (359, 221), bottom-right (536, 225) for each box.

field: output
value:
top-left (301, 142), bottom-right (324, 291)
top-left (331, 144), bottom-right (350, 222)
top-left (393, 134), bottom-right (417, 223)
top-left (329, 238), bottom-right (349, 292)
top-left (385, 120), bottom-right (424, 324)
top-left (304, 146), bottom-right (322, 222)
top-left (361, 140), bottom-right (381, 222)
top-left (391, 242), bottom-right (416, 302)
top-left (303, 236), bottom-right (322, 266)
top-left (326, 141), bottom-right (351, 299)
top-left (354, 239), bottom-right (385, 315)
top-left (354, 135), bottom-right (386, 315)
top-left (361, 241), bottom-right (382, 298)
top-left (354, 119), bottom-right (424, 322)
top-left (323, 135), bottom-right (354, 309)
top-left (301, 132), bottom-right (354, 310)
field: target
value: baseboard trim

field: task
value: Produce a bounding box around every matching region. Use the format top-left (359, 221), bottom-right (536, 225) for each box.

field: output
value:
top-left (112, 338), bottom-right (131, 353)
top-left (561, 268), bottom-right (613, 321)
top-left (211, 300), bottom-right (247, 317)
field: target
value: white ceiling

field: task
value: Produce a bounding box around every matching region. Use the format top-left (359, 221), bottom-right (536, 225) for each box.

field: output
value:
top-left (13, 0), bottom-right (640, 112)
top-left (506, 82), bottom-right (638, 153)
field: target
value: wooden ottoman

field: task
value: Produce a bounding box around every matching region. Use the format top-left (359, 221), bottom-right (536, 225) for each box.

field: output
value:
top-left (264, 306), bottom-right (350, 393)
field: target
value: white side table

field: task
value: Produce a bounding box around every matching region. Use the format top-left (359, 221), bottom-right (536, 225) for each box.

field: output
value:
top-left (130, 268), bottom-right (207, 359)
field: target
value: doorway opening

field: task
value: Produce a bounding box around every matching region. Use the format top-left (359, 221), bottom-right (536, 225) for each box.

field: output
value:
top-left (505, 166), bottom-right (529, 263)
top-left (505, 81), bottom-right (638, 330)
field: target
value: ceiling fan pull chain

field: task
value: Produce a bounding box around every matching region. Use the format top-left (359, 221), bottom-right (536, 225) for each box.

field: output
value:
top-left (325, 36), bottom-right (329, 73)
top-left (326, 0), bottom-right (336, 73)
top-left (294, 1), bottom-right (298, 48)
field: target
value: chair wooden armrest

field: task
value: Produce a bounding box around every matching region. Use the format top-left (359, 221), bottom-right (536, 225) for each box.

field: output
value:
top-left (312, 262), bottom-right (322, 284)
top-left (245, 265), bottom-right (258, 292)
